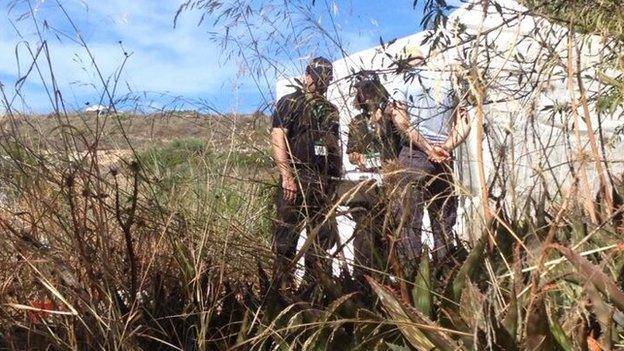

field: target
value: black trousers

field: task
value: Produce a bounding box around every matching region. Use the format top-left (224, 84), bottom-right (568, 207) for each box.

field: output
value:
top-left (387, 147), bottom-right (458, 274)
top-left (350, 193), bottom-right (387, 285)
top-left (272, 174), bottom-right (338, 286)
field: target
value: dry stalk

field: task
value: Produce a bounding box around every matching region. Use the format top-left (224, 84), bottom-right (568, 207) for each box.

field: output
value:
top-left (566, 28), bottom-right (598, 223)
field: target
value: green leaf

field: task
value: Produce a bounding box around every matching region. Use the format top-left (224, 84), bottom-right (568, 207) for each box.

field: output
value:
top-left (459, 281), bottom-right (484, 330)
top-left (548, 311), bottom-right (573, 351)
top-left (502, 282), bottom-right (519, 340)
top-left (489, 305), bottom-right (519, 351)
top-left (452, 237), bottom-right (487, 301)
top-left (412, 247), bottom-right (432, 318)
top-left (524, 290), bottom-right (565, 351)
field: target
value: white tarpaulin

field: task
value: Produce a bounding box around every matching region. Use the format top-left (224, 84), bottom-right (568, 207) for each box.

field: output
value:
top-left (275, 0), bottom-right (624, 268)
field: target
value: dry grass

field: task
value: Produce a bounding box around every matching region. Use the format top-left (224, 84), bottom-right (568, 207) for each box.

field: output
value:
top-left (0, 111), bottom-right (277, 350)
top-left (1, 0), bottom-right (624, 349)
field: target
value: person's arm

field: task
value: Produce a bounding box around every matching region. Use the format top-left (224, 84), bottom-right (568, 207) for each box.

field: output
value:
top-left (388, 101), bottom-right (449, 162)
top-left (271, 128), bottom-right (294, 178)
top-left (271, 98), bottom-right (297, 203)
top-left (441, 106), bottom-right (471, 152)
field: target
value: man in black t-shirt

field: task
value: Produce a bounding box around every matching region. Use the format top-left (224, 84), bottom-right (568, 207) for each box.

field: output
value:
top-left (270, 57), bottom-right (341, 290)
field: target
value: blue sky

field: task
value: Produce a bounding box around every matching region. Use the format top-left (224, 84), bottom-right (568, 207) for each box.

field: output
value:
top-left (0, 0), bottom-right (439, 114)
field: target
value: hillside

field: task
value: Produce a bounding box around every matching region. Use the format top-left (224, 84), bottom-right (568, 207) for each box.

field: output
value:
top-left (9, 111), bottom-right (271, 153)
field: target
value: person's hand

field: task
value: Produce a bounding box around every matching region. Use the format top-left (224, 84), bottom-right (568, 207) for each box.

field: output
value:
top-left (282, 174), bottom-right (297, 204)
top-left (348, 152), bottom-right (366, 169)
top-left (440, 140), bottom-right (453, 153)
top-left (427, 145), bottom-right (450, 163)
top-left (371, 107), bottom-right (384, 123)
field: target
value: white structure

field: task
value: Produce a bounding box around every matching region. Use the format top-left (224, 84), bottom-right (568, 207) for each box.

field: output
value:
top-left (276, 0), bottom-right (624, 266)
top-left (84, 104), bottom-right (110, 114)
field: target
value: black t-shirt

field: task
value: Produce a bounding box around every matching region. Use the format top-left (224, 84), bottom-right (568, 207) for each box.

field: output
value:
top-left (272, 90), bottom-right (342, 177)
top-left (346, 112), bottom-right (403, 166)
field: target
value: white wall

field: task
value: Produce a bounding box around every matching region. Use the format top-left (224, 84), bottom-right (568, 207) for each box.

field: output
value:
top-left (273, 0), bottom-right (624, 275)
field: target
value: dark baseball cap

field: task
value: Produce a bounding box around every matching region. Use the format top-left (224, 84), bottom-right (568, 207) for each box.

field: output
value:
top-left (305, 56), bottom-right (333, 81)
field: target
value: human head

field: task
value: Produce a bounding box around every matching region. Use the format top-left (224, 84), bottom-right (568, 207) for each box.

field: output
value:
top-left (352, 73), bottom-right (390, 112)
top-left (402, 45), bottom-right (425, 67)
top-left (304, 56), bottom-right (334, 94)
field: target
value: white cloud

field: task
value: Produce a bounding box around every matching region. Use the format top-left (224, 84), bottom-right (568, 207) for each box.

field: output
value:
top-left (1, 0), bottom-right (420, 114)
top-left (1, 0), bottom-right (255, 112)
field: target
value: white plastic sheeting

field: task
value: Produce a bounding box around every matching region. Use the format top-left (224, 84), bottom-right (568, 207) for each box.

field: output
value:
top-left (274, 0), bottom-right (624, 272)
